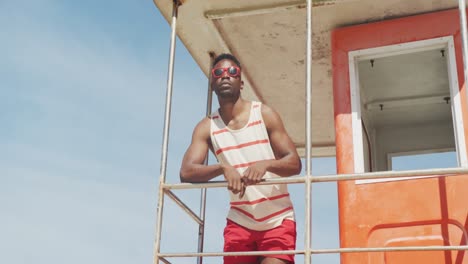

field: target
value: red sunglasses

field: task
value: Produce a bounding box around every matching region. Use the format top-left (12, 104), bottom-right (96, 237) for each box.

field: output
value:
top-left (211, 66), bottom-right (241, 78)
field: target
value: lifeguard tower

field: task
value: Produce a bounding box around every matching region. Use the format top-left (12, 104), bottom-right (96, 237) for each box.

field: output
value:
top-left (153, 0), bottom-right (468, 263)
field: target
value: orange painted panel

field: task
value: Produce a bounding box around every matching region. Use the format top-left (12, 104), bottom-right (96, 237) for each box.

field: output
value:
top-left (332, 9), bottom-right (468, 264)
top-left (384, 238), bottom-right (447, 264)
top-left (368, 220), bottom-right (466, 263)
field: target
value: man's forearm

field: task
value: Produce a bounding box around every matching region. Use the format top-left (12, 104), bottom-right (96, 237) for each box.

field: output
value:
top-left (180, 163), bottom-right (224, 183)
top-left (266, 155), bottom-right (302, 177)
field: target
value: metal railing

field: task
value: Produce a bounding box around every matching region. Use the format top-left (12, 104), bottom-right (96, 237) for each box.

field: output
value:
top-left (153, 0), bottom-right (468, 263)
top-left (156, 168), bottom-right (468, 263)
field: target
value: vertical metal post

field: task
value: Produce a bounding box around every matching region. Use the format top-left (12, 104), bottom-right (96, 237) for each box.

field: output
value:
top-left (304, 0), bottom-right (313, 263)
top-left (197, 53), bottom-right (216, 264)
top-left (154, 1), bottom-right (179, 264)
top-left (459, 0), bottom-right (468, 94)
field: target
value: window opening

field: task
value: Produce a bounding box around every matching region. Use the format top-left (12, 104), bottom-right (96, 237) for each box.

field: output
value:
top-left (349, 37), bottom-right (466, 178)
top-left (390, 149), bottom-right (457, 171)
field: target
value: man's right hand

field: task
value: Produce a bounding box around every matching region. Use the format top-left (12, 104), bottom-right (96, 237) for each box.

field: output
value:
top-left (222, 164), bottom-right (246, 198)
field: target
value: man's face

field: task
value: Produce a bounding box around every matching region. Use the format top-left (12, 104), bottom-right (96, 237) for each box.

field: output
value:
top-left (211, 59), bottom-right (243, 98)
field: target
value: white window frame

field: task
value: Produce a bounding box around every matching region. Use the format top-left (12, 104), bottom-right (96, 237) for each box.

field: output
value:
top-left (348, 36), bottom-right (467, 182)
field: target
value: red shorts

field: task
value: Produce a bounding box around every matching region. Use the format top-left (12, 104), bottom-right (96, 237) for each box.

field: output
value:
top-left (223, 219), bottom-right (296, 264)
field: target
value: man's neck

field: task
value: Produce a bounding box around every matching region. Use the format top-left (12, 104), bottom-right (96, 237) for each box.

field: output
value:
top-left (218, 97), bottom-right (248, 121)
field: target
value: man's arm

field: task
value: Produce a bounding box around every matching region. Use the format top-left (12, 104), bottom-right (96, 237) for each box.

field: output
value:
top-left (180, 118), bottom-right (246, 196)
top-left (180, 118), bottom-right (224, 183)
top-left (243, 104), bottom-right (301, 184)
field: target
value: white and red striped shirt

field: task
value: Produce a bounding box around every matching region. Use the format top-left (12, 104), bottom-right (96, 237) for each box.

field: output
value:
top-left (210, 101), bottom-right (295, 231)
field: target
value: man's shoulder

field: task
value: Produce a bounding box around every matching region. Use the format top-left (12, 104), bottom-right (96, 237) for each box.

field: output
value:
top-left (258, 102), bottom-right (283, 129)
top-left (258, 102), bottom-right (274, 115)
top-left (194, 117), bottom-right (211, 133)
top-left (197, 116), bottom-right (212, 126)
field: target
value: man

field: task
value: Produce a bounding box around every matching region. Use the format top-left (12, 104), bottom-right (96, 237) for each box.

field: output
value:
top-left (180, 53), bottom-right (302, 264)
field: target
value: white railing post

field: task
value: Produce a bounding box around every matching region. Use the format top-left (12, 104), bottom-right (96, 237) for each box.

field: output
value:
top-left (153, 1), bottom-right (180, 263)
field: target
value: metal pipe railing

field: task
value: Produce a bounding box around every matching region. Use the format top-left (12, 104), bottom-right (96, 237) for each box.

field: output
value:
top-left (155, 167), bottom-right (468, 261)
top-left (161, 167), bottom-right (468, 190)
top-left (159, 257), bottom-right (171, 264)
top-left (157, 244), bottom-right (468, 259)
top-left (165, 190), bottom-right (203, 225)
top-left (196, 52), bottom-right (216, 264)
top-left (304, 0), bottom-right (313, 263)
top-left (160, 250), bottom-right (304, 258)
top-left (311, 245), bottom-right (468, 254)
top-left (154, 1), bottom-right (179, 264)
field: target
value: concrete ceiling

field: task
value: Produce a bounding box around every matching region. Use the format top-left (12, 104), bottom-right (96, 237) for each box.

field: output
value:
top-left (153, 0), bottom-right (459, 156)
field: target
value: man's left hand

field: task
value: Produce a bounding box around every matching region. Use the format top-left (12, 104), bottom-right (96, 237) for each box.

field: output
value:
top-left (242, 161), bottom-right (269, 185)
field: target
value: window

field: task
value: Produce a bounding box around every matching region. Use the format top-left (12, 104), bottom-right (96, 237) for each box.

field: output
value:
top-left (349, 37), bottom-right (467, 175)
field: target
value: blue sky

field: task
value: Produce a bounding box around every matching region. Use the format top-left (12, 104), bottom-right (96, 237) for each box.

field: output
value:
top-left (0, 1), bottom-right (339, 263)
top-left (1, 1), bottom-right (459, 264)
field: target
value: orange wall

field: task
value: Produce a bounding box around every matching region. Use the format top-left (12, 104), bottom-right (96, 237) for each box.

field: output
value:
top-left (332, 9), bottom-right (467, 175)
top-left (332, 9), bottom-right (468, 264)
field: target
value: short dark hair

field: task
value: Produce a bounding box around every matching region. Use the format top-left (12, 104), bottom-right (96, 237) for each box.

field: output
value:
top-left (212, 53), bottom-right (241, 69)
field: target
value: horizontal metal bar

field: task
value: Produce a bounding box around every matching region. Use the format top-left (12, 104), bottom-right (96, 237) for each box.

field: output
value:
top-left (156, 244), bottom-right (468, 258)
top-left (158, 249), bottom-right (304, 258)
top-left (164, 190), bottom-right (203, 225)
top-left (311, 245), bottom-right (468, 254)
top-left (162, 167), bottom-right (468, 190)
top-left (311, 167), bottom-right (468, 183)
top-left (163, 176), bottom-right (306, 190)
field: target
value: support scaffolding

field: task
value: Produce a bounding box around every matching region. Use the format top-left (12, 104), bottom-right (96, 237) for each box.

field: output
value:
top-left (153, 0), bottom-right (468, 263)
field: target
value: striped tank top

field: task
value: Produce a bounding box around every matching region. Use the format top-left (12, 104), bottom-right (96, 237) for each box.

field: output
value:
top-left (210, 101), bottom-right (295, 231)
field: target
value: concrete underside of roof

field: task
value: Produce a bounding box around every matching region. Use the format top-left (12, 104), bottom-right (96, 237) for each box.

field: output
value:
top-left (154, 0), bottom-right (460, 157)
